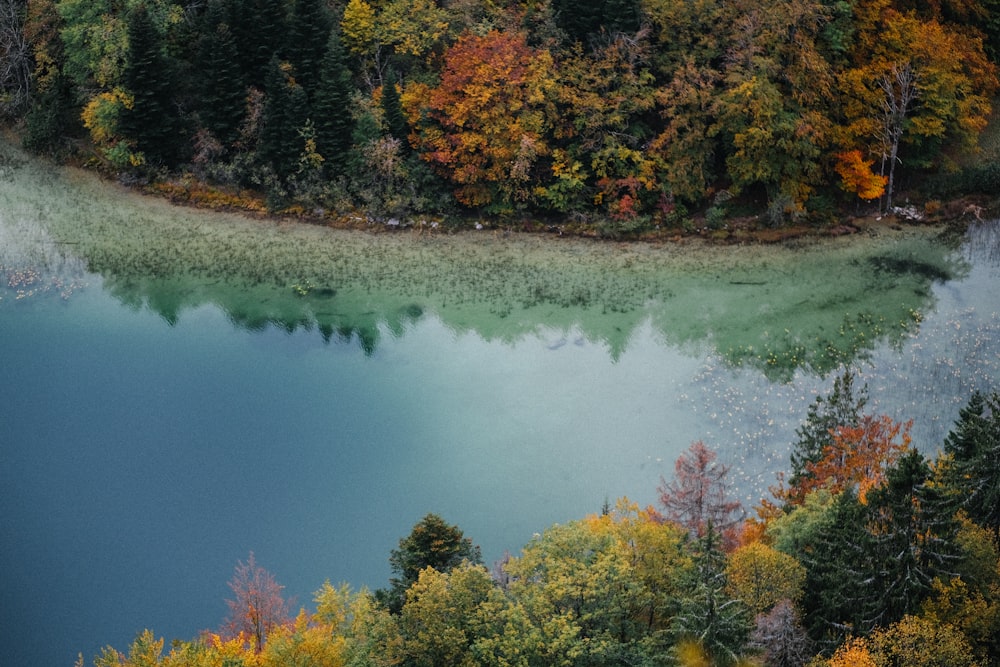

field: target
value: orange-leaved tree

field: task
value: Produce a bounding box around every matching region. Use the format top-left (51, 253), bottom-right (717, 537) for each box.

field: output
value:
top-left (782, 414), bottom-right (912, 506)
top-left (405, 29), bottom-right (557, 213)
top-left (834, 149), bottom-right (888, 202)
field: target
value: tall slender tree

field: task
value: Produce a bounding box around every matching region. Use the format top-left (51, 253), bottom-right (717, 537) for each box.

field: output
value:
top-left (222, 552), bottom-right (292, 652)
top-left (287, 0), bottom-right (332, 98)
top-left (121, 2), bottom-right (184, 166)
top-left (658, 440), bottom-right (744, 547)
top-left (313, 31), bottom-right (355, 175)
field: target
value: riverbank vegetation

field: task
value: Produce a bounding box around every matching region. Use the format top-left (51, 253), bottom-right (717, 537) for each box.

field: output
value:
top-left (2, 0), bottom-right (1000, 235)
top-left (86, 377), bottom-right (1000, 666)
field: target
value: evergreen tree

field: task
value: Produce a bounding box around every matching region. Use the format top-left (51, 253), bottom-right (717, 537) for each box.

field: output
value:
top-left (672, 525), bottom-right (752, 666)
top-left (287, 0), bottom-right (332, 99)
top-left (787, 369), bottom-right (868, 494)
top-left (552, 0), bottom-right (640, 45)
top-left (380, 70), bottom-right (407, 146)
top-left (258, 56), bottom-right (307, 180)
top-left (121, 3), bottom-right (184, 167)
top-left (797, 489), bottom-right (873, 649)
top-left (313, 31), bottom-right (355, 175)
top-left (197, 14), bottom-right (246, 147)
top-left (377, 513), bottom-right (482, 614)
top-left (943, 391), bottom-right (1000, 534)
top-left (864, 449), bottom-right (961, 627)
top-left (244, 0), bottom-right (289, 88)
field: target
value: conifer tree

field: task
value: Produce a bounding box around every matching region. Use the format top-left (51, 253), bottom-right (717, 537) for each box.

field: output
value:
top-left (380, 70), bottom-right (407, 145)
top-left (287, 0), bottom-right (332, 99)
top-left (258, 56), bottom-right (307, 180)
top-left (246, 0), bottom-right (289, 88)
top-left (121, 2), bottom-right (183, 167)
top-left (313, 31), bottom-right (354, 175)
top-left (197, 14), bottom-right (246, 147)
top-left (787, 369), bottom-right (868, 494)
top-left (942, 391), bottom-right (1000, 534)
top-left (672, 525), bottom-right (752, 666)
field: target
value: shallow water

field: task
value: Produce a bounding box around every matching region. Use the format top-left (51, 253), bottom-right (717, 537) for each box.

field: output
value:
top-left (2, 142), bottom-right (999, 666)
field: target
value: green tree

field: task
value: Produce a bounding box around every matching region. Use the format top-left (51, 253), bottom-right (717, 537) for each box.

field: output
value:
top-left (121, 2), bottom-right (184, 167)
top-left (313, 31), bottom-right (355, 175)
top-left (398, 564), bottom-right (498, 667)
top-left (258, 56), bottom-right (308, 183)
top-left (287, 0), bottom-right (332, 98)
top-left (786, 369), bottom-right (869, 500)
top-left (671, 525), bottom-right (753, 666)
top-left (197, 10), bottom-right (246, 147)
top-left (942, 391), bottom-right (1000, 534)
top-left (378, 513), bottom-right (482, 614)
top-left (380, 71), bottom-right (407, 146)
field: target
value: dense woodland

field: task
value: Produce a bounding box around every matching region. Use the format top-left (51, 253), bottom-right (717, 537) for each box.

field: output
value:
top-left (84, 376), bottom-right (1000, 666)
top-left (2, 0), bottom-right (1000, 232)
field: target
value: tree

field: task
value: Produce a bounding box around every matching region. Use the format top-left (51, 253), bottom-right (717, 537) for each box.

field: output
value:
top-left (407, 29), bottom-right (558, 212)
top-left (120, 2), bottom-right (184, 167)
top-left (287, 0), bottom-right (332, 99)
top-left (378, 513), bottom-right (482, 614)
top-left (797, 413), bottom-right (912, 505)
top-left (786, 368), bottom-right (868, 498)
top-left (750, 599), bottom-right (812, 667)
top-left (725, 543), bottom-right (806, 617)
top-left (398, 564), bottom-right (497, 667)
top-left (0, 0), bottom-right (32, 118)
top-left (313, 31), bottom-right (355, 176)
top-left (658, 440), bottom-right (744, 547)
top-left (834, 149), bottom-right (888, 202)
top-left (196, 14), bottom-right (246, 148)
top-left (671, 525), bottom-right (753, 666)
top-left (867, 614), bottom-right (980, 667)
top-left (222, 551), bottom-right (292, 652)
top-left (864, 448), bottom-right (961, 626)
top-left (380, 71), bottom-right (407, 145)
top-left (942, 390), bottom-right (1000, 535)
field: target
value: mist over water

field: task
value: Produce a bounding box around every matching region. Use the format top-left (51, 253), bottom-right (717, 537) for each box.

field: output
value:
top-left (2, 142), bottom-right (999, 667)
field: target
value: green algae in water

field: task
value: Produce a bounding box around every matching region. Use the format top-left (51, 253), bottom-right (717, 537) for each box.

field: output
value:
top-left (0, 140), bottom-right (964, 378)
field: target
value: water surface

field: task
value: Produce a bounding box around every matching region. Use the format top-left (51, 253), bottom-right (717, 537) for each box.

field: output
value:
top-left (1, 143), bottom-right (998, 666)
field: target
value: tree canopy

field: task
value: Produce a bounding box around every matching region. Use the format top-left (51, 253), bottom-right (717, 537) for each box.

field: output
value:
top-left (11, 0), bottom-right (998, 224)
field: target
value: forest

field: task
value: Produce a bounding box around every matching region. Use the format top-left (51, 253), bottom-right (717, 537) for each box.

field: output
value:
top-left (84, 376), bottom-right (1000, 667)
top-left (1, 0), bottom-right (1000, 233)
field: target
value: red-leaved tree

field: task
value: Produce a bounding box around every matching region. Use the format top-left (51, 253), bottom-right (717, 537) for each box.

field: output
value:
top-left (221, 552), bottom-right (292, 652)
top-left (658, 440), bottom-right (744, 548)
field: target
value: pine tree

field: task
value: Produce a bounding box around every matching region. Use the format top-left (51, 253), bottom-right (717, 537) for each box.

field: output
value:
top-left (245, 0), bottom-right (289, 88)
top-left (121, 3), bottom-right (184, 167)
top-left (380, 70), bottom-right (407, 145)
top-left (197, 10), bottom-right (246, 147)
top-left (672, 525), bottom-right (752, 666)
top-left (864, 449), bottom-right (961, 627)
top-left (788, 369), bottom-right (869, 494)
top-left (287, 0), bottom-right (332, 99)
top-left (258, 56), bottom-right (306, 180)
top-left (377, 513), bottom-right (482, 614)
top-left (313, 31), bottom-right (354, 175)
top-left (943, 391), bottom-right (1000, 534)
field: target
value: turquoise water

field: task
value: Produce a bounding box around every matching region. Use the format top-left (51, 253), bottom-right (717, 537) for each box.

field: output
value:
top-left (2, 144), bottom-right (999, 666)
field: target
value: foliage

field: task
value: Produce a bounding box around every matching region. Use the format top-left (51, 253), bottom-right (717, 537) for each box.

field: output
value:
top-left (941, 390), bottom-right (1000, 534)
top-left (407, 30), bottom-right (557, 213)
top-left (658, 440), bottom-right (745, 547)
top-left (378, 513), bottom-right (482, 614)
top-left (725, 543), bottom-right (806, 616)
top-left (222, 551), bottom-right (292, 652)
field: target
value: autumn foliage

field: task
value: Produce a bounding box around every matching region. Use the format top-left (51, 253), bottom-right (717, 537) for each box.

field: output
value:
top-left (835, 150), bottom-right (889, 201)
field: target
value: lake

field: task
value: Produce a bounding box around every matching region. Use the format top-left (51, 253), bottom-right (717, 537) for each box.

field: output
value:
top-left (1, 141), bottom-right (998, 666)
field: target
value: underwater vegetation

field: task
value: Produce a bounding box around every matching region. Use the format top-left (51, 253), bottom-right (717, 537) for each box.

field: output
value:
top-left (0, 141), bottom-right (973, 380)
